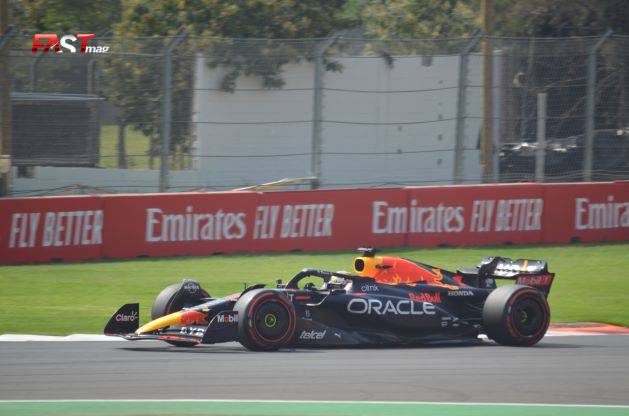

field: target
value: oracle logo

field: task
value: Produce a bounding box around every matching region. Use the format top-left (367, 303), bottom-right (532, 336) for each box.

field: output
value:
top-left (347, 298), bottom-right (436, 316)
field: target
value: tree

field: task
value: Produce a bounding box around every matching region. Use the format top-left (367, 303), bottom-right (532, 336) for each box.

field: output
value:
top-left (103, 0), bottom-right (351, 169)
top-left (117, 0), bottom-right (348, 38)
top-left (493, 0), bottom-right (629, 135)
top-left (359, 0), bottom-right (478, 39)
top-left (494, 0), bottom-right (628, 37)
top-left (10, 0), bottom-right (121, 33)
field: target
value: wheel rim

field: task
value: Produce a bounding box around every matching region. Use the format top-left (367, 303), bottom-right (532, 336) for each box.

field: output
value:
top-left (512, 297), bottom-right (545, 337)
top-left (253, 300), bottom-right (290, 342)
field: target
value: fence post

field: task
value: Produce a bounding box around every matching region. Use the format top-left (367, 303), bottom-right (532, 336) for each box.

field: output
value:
top-left (535, 92), bottom-right (547, 182)
top-left (310, 33), bottom-right (342, 189)
top-left (453, 31), bottom-right (483, 184)
top-left (118, 121), bottom-right (127, 169)
top-left (86, 30), bottom-right (112, 95)
top-left (29, 52), bottom-right (44, 92)
top-left (0, 25), bottom-right (16, 197)
top-left (584, 30), bottom-right (612, 182)
top-left (159, 30), bottom-right (187, 193)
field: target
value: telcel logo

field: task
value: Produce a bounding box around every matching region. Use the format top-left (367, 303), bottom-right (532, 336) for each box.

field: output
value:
top-left (299, 330), bottom-right (326, 340)
top-left (32, 34), bottom-right (109, 54)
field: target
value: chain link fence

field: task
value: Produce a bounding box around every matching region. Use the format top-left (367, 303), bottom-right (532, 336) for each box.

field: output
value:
top-left (495, 35), bottom-right (629, 183)
top-left (1, 32), bottom-right (628, 196)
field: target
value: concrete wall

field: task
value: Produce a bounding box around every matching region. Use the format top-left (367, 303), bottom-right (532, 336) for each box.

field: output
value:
top-left (192, 53), bottom-right (482, 189)
top-left (191, 60), bottom-right (314, 189)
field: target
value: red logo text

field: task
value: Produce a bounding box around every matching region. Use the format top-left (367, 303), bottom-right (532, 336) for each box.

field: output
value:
top-left (32, 34), bottom-right (108, 54)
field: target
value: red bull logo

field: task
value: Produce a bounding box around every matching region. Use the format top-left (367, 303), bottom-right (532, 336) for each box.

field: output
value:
top-left (409, 292), bottom-right (441, 303)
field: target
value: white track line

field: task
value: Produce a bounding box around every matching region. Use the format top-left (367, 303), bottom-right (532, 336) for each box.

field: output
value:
top-left (0, 331), bottom-right (621, 341)
top-left (0, 399), bottom-right (627, 408)
top-left (0, 334), bottom-right (126, 341)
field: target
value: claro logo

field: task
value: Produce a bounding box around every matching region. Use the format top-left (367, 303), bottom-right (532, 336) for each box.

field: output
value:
top-left (115, 311), bottom-right (138, 322)
top-left (347, 298), bottom-right (436, 316)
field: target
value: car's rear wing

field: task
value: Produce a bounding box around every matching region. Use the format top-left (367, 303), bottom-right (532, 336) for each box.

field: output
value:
top-left (479, 257), bottom-right (555, 297)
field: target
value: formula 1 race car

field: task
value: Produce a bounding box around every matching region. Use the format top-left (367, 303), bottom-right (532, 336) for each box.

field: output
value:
top-left (105, 248), bottom-right (554, 350)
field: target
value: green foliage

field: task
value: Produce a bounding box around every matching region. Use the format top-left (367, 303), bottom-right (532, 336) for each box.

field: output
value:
top-left (101, 0), bottom-right (351, 160)
top-left (360, 0), bottom-right (478, 39)
top-left (118, 0), bottom-right (348, 38)
top-left (10, 0), bottom-right (121, 33)
top-left (494, 0), bottom-right (629, 36)
top-left (115, 0), bottom-right (351, 89)
top-left (10, 0), bottom-right (627, 40)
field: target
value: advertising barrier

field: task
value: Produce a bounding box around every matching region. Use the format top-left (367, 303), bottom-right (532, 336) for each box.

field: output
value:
top-left (1, 182), bottom-right (627, 264)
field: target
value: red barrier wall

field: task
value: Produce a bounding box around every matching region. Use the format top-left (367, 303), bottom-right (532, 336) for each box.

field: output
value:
top-left (1, 182), bottom-right (627, 264)
top-left (0, 195), bottom-right (104, 264)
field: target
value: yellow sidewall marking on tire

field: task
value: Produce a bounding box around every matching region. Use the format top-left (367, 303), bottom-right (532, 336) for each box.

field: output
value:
top-left (264, 314), bottom-right (277, 327)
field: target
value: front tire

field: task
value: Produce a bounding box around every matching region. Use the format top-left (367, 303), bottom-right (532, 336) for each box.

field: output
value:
top-left (483, 285), bottom-right (550, 346)
top-left (152, 282), bottom-right (209, 347)
top-left (234, 289), bottom-right (297, 351)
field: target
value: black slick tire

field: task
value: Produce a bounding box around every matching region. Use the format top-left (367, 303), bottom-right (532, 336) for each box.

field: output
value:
top-left (482, 284), bottom-right (550, 346)
top-left (234, 289), bottom-right (297, 351)
top-left (151, 283), bottom-right (207, 347)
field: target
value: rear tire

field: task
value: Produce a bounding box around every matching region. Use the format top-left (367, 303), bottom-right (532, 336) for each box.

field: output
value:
top-left (151, 282), bottom-right (209, 347)
top-left (482, 285), bottom-right (550, 346)
top-left (234, 289), bottom-right (297, 351)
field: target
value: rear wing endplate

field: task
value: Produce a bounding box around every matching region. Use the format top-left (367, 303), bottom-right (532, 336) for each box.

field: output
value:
top-left (480, 257), bottom-right (555, 297)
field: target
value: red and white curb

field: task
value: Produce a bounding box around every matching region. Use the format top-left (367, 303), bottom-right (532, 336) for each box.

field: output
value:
top-left (1, 323), bottom-right (627, 341)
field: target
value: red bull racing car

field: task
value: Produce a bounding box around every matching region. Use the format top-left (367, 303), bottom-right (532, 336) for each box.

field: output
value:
top-left (105, 248), bottom-right (554, 350)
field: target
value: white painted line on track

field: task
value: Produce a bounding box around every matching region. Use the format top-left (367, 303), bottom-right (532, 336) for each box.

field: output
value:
top-left (0, 331), bottom-right (622, 341)
top-left (0, 399), bottom-right (627, 408)
top-left (0, 334), bottom-right (126, 341)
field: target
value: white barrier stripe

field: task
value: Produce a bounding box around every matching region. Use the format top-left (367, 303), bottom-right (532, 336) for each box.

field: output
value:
top-left (0, 334), bottom-right (127, 341)
top-left (0, 331), bottom-right (624, 341)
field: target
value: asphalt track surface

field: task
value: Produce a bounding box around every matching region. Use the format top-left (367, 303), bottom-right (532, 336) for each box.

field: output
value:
top-left (1, 336), bottom-right (628, 406)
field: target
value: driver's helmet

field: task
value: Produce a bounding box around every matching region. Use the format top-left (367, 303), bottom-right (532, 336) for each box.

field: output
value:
top-left (329, 272), bottom-right (351, 287)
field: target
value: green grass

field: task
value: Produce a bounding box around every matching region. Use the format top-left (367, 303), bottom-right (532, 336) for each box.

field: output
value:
top-left (99, 124), bottom-right (152, 169)
top-left (98, 124), bottom-right (191, 170)
top-left (0, 243), bottom-right (628, 335)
